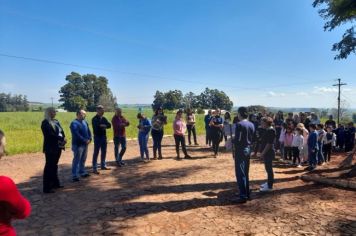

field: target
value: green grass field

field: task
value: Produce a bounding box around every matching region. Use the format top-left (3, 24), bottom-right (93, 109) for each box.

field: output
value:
top-left (0, 109), bottom-right (206, 155)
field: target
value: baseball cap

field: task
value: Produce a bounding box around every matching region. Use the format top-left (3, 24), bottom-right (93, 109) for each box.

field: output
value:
top-left (0, 176), bottom-right (31, 219)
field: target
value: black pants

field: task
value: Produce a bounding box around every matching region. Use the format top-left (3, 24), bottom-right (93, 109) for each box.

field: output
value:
top-left (205, 128), bottom-right (212, 145)
top-left (211, 131), bottom-right (221, 155)
top-left (323, 143), bottom-right (332, 162)
top-left (43, 149), bottom-right (62, 192)
top-left (174, 134), bottom-right (188, 157)
top-left (187, 124), bottom-right (197, 145)
top-left (152, 129), bottom-right (164, 157)
top-left (284, 146), bottom-right (293, 160)
top-left (292, 147), bottom-right (300, 164)
top-left (264, 150), bottom-right (275, 189)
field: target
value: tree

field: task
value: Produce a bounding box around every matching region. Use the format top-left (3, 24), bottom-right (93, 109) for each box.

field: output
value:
top-left (98, 92), bottom-right (117, 112)
top-left (330, 99), bottom-right (350, 122)
top-left (183, 92), bottom-right (200, 109)
top-left (0, 93), bottom-right (29, 112)
top-left (152, 91), bottom-right (166, 110)
top-left (59, 72), bottom-right (117, 112)
top-left (352, 113), bottom-right (356, 123)
top-left (163, 90), bottom-right (184, 110)
top-left (197, 88), bottom-right (233, 110)
top-left (247, 105), bottom-right (267, 114)
top-left (313, 0), bottom-right (356, 59)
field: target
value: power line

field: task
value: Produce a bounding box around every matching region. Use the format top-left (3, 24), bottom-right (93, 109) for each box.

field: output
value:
top-left (333, 78), bottom-right (347, 125)
top-left (0, 52), bottom-right (332, 93)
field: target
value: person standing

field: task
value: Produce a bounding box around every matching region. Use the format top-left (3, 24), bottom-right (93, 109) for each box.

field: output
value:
top-left (335, 124), bottom-right (345, 151)
top-left (316, 124), bottom-right (326, 165)
top-left (112, 108), bottom-right (130, 166)
top-left (259, 117), bottom-right (276, 192)
top-left (323, 126), bottom-right (336, 163)
top-left (186, 108), bottom-right (198, 145)
top-left (173, 110), bottom-right (191, 160)
top-left (283, 127), bottom-right (294, 162)
top-left (41, 107), bottom-right (66, 193)
top-left (292, 128), bottom-right (304, 167)
top-left (137, 113), bottom-right (151, 161)
top-left (151, 107), bottom-right (167, 159)
top-left (274, 111), bottom-right (284, 153)
top-left (204, 110), bottom-right (212, 146)
top-left (209, 109), bottom-right (224, 157)
top-left (70, 109), bottom-right (92, 182)
top-left (345, 122), bottom-right (355, 152)
top-left (232, 107), bottom-right (255, 204)
top-left (92, 105), bottom-right (111, 174)
top-left (307, 124), bottom-right (319, 171)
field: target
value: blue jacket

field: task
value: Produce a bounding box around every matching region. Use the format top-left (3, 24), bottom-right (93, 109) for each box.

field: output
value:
top-left (307, 130), bottom-right (318, 151)
top-left (70, 119), bottom-right (92, 146)
top-left (138, 118), bottom-right (152, 135)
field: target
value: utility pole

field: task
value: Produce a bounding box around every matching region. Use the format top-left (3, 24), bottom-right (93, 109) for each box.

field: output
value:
top-left (51, 97), bottom-right (54, 108)
top-left (333, 78), bottom-right (347, 125)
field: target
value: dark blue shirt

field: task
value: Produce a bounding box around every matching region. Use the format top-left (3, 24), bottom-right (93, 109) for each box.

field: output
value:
top-left (235, 120), bottom-right (255, 150)
top-left (308, 130), bottom-right (318, 151)
top-left (70, 119), bottom-right (92, 146)
top-left (204, 114), bottom-right (212, 129)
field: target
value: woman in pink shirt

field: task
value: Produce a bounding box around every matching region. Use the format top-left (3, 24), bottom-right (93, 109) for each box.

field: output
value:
top-left (173, 110), bottom-right (191, 160)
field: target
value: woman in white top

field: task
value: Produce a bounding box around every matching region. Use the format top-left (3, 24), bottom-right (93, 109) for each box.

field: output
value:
top-left (186, 108), bottom-right (198, 145)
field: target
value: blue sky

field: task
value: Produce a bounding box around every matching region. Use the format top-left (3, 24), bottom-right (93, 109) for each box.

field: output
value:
top-left (0, 0), bottom-right (355, 108)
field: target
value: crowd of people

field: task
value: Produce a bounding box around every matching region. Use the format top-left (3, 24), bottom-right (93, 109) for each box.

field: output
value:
top-left (0, 106), bottom-right (356, 234)
top-left (38, 106), bottom-right (356, 197)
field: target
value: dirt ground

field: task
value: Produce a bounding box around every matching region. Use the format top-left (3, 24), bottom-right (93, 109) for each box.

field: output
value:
top-left (0, 136), bottom-right (355, 236)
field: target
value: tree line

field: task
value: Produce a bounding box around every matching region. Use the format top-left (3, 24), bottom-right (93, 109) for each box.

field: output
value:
top-left (0, 93), bottom-right (29, 112)
top-left (151, 88), bottom-right (233, 112)
top-left (59, 72), bottom-right (118, 112)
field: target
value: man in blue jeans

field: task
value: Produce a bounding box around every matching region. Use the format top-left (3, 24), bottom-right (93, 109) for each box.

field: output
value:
top-left (70, 110), bottom-right (92, 182)
top-left (232, 107), bottom-right (255, 204)
top-left (92, 105), bottom-right (111, 174)
top-left (112, 108), bottom-right (130, 167)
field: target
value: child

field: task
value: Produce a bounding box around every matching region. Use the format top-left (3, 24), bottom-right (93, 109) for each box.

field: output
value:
top-left (284, 127), bottom-right (294, 161)
top-left (316, 124), bottom-right (326, 165)
top-left (0, 176), bottom-right (31, 236)
top-left (279, 123), bottom-right (287, 161)
top-left (292, 128), bottom-right (304, 167)
top-left (297, 123), bottom-right (309, 164)
top-left (307, 124), bottom-right (319, 171)
top-left (323, 126), bottom-right (337, 163)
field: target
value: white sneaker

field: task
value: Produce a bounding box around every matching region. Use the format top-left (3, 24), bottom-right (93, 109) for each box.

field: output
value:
top-left (260, 182), bottom-right (268, 188)
top-left (260, 185), bottom-right (273, 192)
top-left (297, 164), bottom-right (302, 168)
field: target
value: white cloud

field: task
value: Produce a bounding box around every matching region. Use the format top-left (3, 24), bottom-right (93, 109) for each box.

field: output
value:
top-left (295, 92), bottom-right (309, 96)
top-left (267, 91), bottom-right (286, 97)
top-left (312, 86), bottom-right (338, 94)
